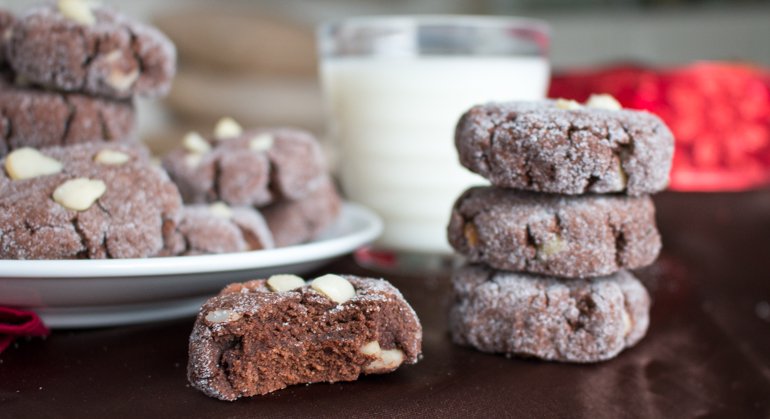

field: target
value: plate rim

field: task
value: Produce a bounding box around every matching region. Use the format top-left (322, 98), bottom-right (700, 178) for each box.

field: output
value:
top-left (0, 202), bottom-right (382, 279)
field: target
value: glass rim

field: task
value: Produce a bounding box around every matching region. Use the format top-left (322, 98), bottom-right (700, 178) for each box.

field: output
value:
top-left (318, 14), bottom-right (549, 36)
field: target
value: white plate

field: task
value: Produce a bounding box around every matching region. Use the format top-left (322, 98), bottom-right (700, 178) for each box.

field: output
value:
top-left (0, 203), bottom-right (382, 329)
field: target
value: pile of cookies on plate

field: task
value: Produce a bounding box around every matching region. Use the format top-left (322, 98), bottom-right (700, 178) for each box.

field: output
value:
top-left (0, 1), bottom-right (339, 260)
top-left (447, 96), bottom-right (674, 362)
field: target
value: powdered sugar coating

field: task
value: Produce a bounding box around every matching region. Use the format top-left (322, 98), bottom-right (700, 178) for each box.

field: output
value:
top-left (455, 100), bottom-right (674, 196)
top-left (6, 3), bottom-right (176, 99)
top-left (161, 204), bottom-right (274, 256)
top-left (0, 72), bottom-right (136, 156)
top-left (448, 186), bottom-right (661, 278)
top-left (262, 176), bottom-right (341, 247)
top-left (0, 142), bottom-right (182, 259)
top-left (163, 127), bottom-right (326, 207)
top-left (450, 265), bottom-right (650, 363)
top-left (188, 275), bottom-right (422, 400)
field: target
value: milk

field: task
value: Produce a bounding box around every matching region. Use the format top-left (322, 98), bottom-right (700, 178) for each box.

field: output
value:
top-left (322, 56), bottom-right (549, 253)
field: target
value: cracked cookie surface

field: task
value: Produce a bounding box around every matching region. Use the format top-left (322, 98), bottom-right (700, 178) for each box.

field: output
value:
top-left (161, 204), bottom-right (274, 256)
top-left (447, 186), bottom-right (661, 278)
top-left (0, 142), bottom-right (182, 259)
top-left (455, 100), bottom-right (674, 196)
top-left (188, 275), bottom-right (423, 400)
top-left (261, 176), bottom-right (341, 247)
top-left (450, 264), bottom-right (650, 363)
top-left (0, 72), bottom-right (135, 156)
top-left (162, 127), bottom-right (327, 207)
top-left (6, 3), bottom-right (175, 99)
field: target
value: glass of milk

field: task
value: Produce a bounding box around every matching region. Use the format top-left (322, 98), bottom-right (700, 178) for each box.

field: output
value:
top-left (318, 16), bottom-right (550, 263)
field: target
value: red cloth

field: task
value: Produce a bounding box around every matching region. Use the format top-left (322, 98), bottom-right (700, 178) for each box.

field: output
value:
top-left (0, 307), bottom-right (49, 353)
top-left (549, 62), bottom-right (770, 191)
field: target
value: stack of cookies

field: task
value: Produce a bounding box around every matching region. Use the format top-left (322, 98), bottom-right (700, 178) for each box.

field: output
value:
top-left (447, 96), bottom-right (675, 362)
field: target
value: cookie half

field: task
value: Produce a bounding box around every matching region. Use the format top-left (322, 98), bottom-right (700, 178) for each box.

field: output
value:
top-left (455, 100), bottom-right (674, 196)
top-left (448, 186), bottom-right (661, 278)
top-left (450, 264), bottom-right (650, 363)
top-left (0, 72), bottom-right (136, 156)
top-left (0, 142), bottom-right (182, 259)
top-left (188, 274), bottom-right (422, 400)
top-left (6, 3), bottom-right (175, 99)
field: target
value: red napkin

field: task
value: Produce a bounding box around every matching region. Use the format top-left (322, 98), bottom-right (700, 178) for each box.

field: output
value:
top-left (0, 307), bottom-right (49, 353)
top-left (549, 62), bottom-right (770, 191)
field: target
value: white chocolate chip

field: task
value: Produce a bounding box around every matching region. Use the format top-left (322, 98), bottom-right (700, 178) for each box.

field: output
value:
top-left (58, 0), bottom-right (95, 26)
top-left (537, 236), bottom-right (566, 261)
top-left (208, 201), bottom-right (232, 219)
top-left (107, 68), bottom-right (139, 92)
top-left (586, 94), bottom-right (622, 111)
top-left (4, 148), bottom-right (63, 180)
top-left (213, 117), bottom-right (243, 140)
top-left (621, 308), bottom-right (632, 337)
top-left (360, 341), bottom-right (381, 356)
top-left (205, 309), bottom-right (241, 324)
top-left (182, 132), bottom-right (211, 154)
top-left (555, 98), bottom-right (582, 110)
top-left (52, 178), bottom-right (106, 211)
top-left (266, 274), bottom-right (306, 292)
top-left (249, 133), bottom-right (274, 152)
top-left (310, 274), bottom-right (355, 304)
top-left (104, 49), bottom-right (122, 64)
top-left (185, 153), bottom-right (203, 168)
top-left (365, 348), bottom-right (404, 372)
top-left (586, 94), bottom-right (623, 111)
top-left (94, 149), bottom-right (130, 165)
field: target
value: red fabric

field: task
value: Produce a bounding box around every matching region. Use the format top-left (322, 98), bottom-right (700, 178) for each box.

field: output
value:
top-left (549, 62), bottom-right (770, 191)
top-left (0, 307), bottom-right (49, 353)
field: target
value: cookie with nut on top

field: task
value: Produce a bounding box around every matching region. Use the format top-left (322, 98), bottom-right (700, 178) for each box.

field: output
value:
top-left (0, 142), bottom-right (182, 259)
top-left (5, 0), bottom-right (176, 99)
top-left (187, 274), bottom-right (423, 401)
top-left (162, 118), bottom-right (328, 207)
top-left (455, 96), bottom-right (674, 196)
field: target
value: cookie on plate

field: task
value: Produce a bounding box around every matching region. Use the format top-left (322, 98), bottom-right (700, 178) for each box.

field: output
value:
top-left (162, 124), bottom-right (327, 206)
top-left (161, 203), bottom-right (274, 256)
top-left (448, 186), bottom-right (661, 278)
top-left (455, 99), bottom-right (674, 196)
top-left (0, 142), bottom-right (182, 259)
top-left (261, 176), bottom-right (341, 247)
top-left (0, 72), bottom-right (135, 156)
top-left (188, 274), bottom-right (422, 400)
top-left (450, 264), bottom-right (649, 363)
top-left (6, 1), bottom-right (175, 99)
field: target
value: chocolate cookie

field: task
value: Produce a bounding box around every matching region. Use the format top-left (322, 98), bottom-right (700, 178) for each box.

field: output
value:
top-left (6, 2), bottom-right (175, 99)
top-left (0, 73), bottom-right (135, 156)
top-left (450, 264), bottom-right (650, 363)
top-left (262, 177), bottom-right (341, 247)
top-left (162, 203), bottom-right (274, 256)
top-left (448, 186), bottom-right (661, 278)
top-left (455, 100), bottom-right (674, 196)
top-left (0, 142), bottom-right (182, 259)
top-left (162, 127), bottom-right (327, 207)
top-left (188, 274), bottom-right (422, 400)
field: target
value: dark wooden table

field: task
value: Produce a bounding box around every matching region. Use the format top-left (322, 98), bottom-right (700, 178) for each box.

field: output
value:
top-left (1, 192), bottom-right (769, 418)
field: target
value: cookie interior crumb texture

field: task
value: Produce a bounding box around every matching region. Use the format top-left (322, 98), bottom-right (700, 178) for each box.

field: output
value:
top-left (187, 275), bottom-right (423, 400)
